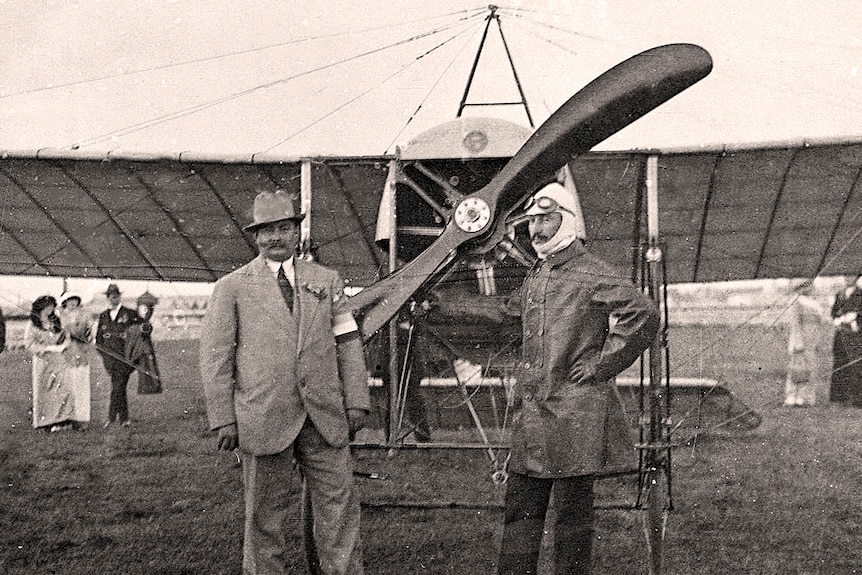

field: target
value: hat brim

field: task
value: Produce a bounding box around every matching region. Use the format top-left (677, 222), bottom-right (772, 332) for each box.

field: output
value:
top-left (243, 214), bottom-right (306, 232)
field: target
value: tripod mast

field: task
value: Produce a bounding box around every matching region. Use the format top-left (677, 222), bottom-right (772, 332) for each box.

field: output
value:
top-left (457, 5), bottom-right (534, 128)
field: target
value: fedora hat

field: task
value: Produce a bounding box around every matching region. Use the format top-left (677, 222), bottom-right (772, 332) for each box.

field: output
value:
top-left (105, 283), bottom-right (121, 296)
top-left (243, 190), bottom-right (305, 231)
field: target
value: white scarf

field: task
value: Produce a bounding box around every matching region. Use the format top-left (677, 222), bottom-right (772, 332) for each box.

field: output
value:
top-left (532, 210), bottom-right (579, 259)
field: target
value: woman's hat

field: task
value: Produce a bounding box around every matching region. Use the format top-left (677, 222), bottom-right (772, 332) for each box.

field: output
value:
top-left (60, 291), bottom-right (82, 306)
top-left (243, 190), bottom-right (305, 231)
top-left (137, 291), bottom-right (159, 307)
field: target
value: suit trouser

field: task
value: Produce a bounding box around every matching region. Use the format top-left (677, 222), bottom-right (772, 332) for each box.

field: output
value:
top-left (241, 418), bottom-right (364, 575)
top-left (498, 472), bottom-right (594, 575)
top-left (103, 358), bottom-right (133, 423)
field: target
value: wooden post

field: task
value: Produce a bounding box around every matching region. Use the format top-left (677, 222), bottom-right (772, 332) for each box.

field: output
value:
top-left (645, 154), bottom-right (666, 575)
top-left (385, 159), bottom-right (401, 447)
top-left (300, 160), bottom-right (312, 257)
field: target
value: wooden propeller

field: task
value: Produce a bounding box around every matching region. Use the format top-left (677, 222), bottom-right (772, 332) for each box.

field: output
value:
top-left (346, 43), bottom-right (713, 339)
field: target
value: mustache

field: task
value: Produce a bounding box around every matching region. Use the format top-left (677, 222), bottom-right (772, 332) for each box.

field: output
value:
top-left (264, 240), bottom-right (292, 248)
top-left (531, 234), bottom-right (550, 243)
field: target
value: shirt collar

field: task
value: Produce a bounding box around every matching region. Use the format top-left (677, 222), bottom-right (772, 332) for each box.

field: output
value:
top-left (266, 256), bottom-right (295, 284)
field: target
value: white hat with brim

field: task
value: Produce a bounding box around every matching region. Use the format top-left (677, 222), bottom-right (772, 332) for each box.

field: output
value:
top-left (60, 291), bottom-right (82, 306)
top-left (243, 190), bottom-right (305, 231)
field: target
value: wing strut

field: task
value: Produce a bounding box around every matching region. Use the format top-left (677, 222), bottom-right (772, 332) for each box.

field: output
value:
top-left (640, 154), bottom-right (671, 575)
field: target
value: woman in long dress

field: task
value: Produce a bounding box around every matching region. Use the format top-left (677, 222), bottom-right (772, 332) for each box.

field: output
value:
top-left (784, 282), bottom-right (827, 406)
top-left (24, 295), bottom-right (73, 431)
top-left (124, 292), bottom-right (162, 395)
top-left (58, 291), bottom-right (93, 430)
top-left (830, 275), bottom-right (862, 406)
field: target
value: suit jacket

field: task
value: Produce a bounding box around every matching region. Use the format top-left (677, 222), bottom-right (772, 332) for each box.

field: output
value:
top-left (200, 255), bottom-right (370, 455)
top-left (96, 305), bottom-right (141, 368)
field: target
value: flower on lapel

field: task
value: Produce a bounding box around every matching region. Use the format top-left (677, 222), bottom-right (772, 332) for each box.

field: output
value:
top-left (303, 282), bottom-right (328, 300)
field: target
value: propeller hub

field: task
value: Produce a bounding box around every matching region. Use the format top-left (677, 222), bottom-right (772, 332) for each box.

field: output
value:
top-left (454, 196), bottom-right (491, 233)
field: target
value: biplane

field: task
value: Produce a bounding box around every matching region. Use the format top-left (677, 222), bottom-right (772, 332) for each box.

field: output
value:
top-left (3, 24), bottom-right (862, 573)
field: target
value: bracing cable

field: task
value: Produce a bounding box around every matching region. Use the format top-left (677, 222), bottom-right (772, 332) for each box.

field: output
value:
top-left (69, 14), bottom-right (483, 150)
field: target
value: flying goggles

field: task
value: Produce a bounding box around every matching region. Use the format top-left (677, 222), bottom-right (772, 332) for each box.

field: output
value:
top-left (523, 194), bottom-right (578, 218)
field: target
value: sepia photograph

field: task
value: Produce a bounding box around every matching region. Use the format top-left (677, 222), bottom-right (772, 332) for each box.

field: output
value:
top-left (1, 2), bottom-right (860, 573)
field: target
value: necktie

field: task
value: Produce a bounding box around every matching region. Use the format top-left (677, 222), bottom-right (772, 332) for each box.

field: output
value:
top-left (277, 265), bottom-right (294, 313)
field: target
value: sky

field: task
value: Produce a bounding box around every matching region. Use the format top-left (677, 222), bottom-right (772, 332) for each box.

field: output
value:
top-left (1, 0), bottom-right (860, 158)
top-left (0, 0), bottom-right (860, 307)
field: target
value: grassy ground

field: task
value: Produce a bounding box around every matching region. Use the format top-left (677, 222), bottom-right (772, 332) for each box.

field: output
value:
top-left (1, 338), bottom-right (861, 574)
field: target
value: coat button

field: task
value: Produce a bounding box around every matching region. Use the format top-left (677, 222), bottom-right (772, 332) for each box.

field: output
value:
top-left (524, 362), bottom-right (531, 369)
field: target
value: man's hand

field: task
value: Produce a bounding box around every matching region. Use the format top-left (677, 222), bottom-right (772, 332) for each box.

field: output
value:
top-left (216, 423), bottom-right (239, 452)
top-left (568, 358), bottom-right (598, 385)
top-left (347, 409), bottom-right (369, 441)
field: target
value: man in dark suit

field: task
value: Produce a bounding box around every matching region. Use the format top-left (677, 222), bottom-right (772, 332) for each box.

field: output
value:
top-left (0, 305), bottom-right (6, 353)
top-left (200, 189), bottom-right (370, 575)
top-left (95, 283), bottom-right (141, 427)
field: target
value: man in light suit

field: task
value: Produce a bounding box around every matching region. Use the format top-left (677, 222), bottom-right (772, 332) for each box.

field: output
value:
top-left (200, 189), bottom-right (371, 575)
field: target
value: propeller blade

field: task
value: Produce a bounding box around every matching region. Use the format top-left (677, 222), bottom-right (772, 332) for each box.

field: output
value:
top-left (475, 43), bottom-right (713, 249)
top-left (345, 222), bottom-right (468, 337)
top-left (346, 43), bottom-right (713, 338)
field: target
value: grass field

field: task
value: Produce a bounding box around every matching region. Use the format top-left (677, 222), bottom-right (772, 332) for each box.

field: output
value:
top-left (1, 336), bottom-right (861, 574)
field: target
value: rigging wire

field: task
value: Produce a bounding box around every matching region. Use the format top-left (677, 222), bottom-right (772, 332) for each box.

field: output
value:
top-left (498, 7), bottom-right (615, 46)
top-left (660, 277), bottom-right (846, 445)
top-left (67, 13), bottom-right (483, 150)
top-left (503, 2), bottom-right (862, 54)
top-left (3, 7), bottom-right (860, 444)
top-left (507, 5), bottom-right (861, 119)
top-left (382, 21), bottom-right (487, 154)
top-left (263, 25), bottom-right (476, 154)
top-left (0, 7), bottom-right (486, 101)
top-left (493, 9), bottom-right (730, 139)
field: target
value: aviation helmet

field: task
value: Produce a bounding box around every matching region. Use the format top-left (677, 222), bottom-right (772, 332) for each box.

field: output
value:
top-left (524, 182), bottom-right (580, 218)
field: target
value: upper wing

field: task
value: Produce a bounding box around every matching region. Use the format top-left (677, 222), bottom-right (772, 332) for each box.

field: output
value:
top-left (0, 154), bottom-right (389, 285)
top-left (572, 140), bottom-right (862, 283)
top-left (2, 140), bottom-right (861, 287)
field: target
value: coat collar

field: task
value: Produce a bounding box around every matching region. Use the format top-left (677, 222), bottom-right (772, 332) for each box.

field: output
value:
top-left (534, 239), bottom-right (587, 268)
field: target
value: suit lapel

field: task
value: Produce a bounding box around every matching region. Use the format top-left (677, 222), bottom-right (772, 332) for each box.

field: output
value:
top-left (249, 256), bottom-right (300, 347)
top-left (294, 258), bottom-right (325, 353)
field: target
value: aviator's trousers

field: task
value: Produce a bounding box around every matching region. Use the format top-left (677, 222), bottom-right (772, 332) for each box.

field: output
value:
top-left (498, 472), bottom-right (594, 575)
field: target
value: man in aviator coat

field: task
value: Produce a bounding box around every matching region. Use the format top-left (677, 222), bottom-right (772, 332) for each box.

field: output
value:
top-left (498, 182), bottom-right (660, 575)
top-left (200, 190), bottom-right (370, 575)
